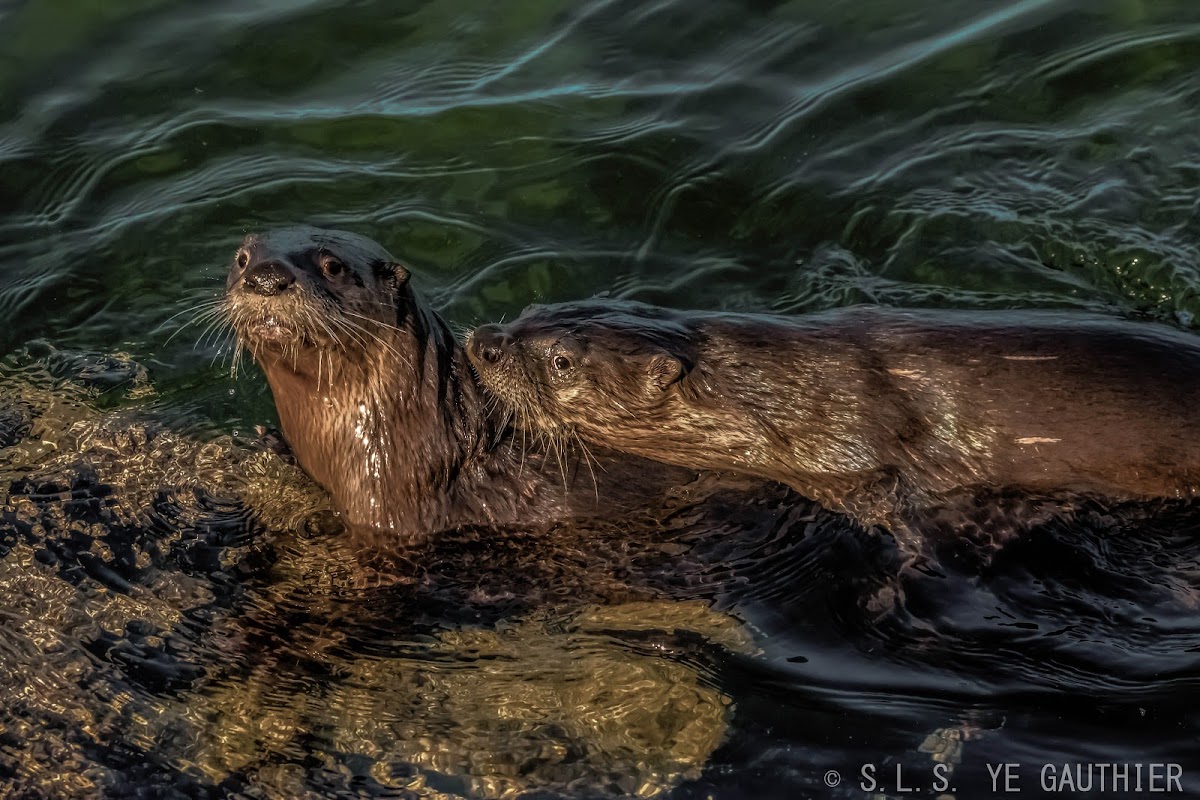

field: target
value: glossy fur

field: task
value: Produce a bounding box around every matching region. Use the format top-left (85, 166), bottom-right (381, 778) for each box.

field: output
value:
top-left (223, 228), bottom-right (709, 540)
top-left (467, 300), bottom-right (1200, 531)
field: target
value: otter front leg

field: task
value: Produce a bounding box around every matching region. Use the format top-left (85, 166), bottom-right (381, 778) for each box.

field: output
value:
top-left (828, 471), bottom-right (948, 617)
top-left (832, 468), bottom-right (941, 574)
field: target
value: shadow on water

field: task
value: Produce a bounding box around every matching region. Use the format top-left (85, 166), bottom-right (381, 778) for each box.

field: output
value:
top-left (3, 0), bottom-right (1200, 797)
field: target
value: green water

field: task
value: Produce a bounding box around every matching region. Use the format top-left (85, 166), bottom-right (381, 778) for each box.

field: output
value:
top-left (3, 0), bottom-right (1200, 797)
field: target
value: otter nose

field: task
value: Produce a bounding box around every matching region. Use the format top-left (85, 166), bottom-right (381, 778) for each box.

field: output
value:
top-left (243, 261), bottom-right (296, 297)
top-left (471, 324), bottom-right (514, 364)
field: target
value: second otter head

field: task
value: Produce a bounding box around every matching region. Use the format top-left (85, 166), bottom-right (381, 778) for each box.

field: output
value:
top-left (466, 300), bottom-right (696, 435)
top-left (224, 226), bottom-right (411, 355)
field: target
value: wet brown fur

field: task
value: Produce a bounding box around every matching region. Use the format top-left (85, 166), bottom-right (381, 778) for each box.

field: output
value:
top-left (467, 300), bottom-right (1200, 532)
top-left (221, 228), bottom-right (714, 541)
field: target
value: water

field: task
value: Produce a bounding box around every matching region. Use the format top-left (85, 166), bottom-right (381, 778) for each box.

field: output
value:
top-left (3, 0), bottom-right (1200, 796)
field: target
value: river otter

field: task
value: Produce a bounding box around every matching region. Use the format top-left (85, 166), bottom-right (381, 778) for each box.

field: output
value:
top-left (221, 228), bottom-right (737, 540)
top-left (466, 300), bottom-right (1200, 537)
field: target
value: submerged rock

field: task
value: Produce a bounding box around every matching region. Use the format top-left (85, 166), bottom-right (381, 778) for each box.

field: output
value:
top-left (0, 343), bottom-right (778, 798)
top-left (0, 401), bottom-right (33, 449)
top-left (23, 339), bottom-right (153, 398)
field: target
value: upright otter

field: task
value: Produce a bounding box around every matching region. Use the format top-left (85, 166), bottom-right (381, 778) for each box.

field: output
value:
top-left (222, 228), bottom-right (736, 540)
top-left (466, 300), bottom-right (1200, 535)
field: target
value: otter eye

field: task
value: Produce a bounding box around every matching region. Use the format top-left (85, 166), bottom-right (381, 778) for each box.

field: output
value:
top-left (551, 354), bottom-right (573, 372)
top-left (322, 257), bottom-right (345, 278)
top-left (236, 250), bottom-right (249, 269)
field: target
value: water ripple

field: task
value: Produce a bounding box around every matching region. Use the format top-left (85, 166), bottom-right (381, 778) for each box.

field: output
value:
top-left (5, 0), bottom-right (1200, 794)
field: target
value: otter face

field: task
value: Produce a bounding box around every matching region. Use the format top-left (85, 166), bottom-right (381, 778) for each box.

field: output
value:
top-left (224, 226), bottom-right (410, 355)
top-left (465, 301), bottom-right (691, 437)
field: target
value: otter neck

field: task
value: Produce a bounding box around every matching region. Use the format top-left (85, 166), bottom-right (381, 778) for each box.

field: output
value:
top-left (259, 303), bottom-right (505, 536)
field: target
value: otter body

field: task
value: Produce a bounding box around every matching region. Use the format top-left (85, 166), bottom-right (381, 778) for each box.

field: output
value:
top-left (222, 229), bottom-right (718, 540)
top-left (467, 301), bottom-right (1200, 529)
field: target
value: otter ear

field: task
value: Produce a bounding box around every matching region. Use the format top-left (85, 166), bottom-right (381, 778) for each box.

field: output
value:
top-left (382, 262), bottom-right (411, 290)
top-left (646, 353), bottom-right (686, 392)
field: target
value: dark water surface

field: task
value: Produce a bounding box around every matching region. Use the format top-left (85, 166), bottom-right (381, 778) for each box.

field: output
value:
top-left (3, 0), bottom-right (1200, 797)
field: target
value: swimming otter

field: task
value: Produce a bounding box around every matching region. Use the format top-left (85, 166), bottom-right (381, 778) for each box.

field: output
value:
top-left (222, 228), bottom-right (730, 540)
top-left (466, 300), bottom-right (1200, 536)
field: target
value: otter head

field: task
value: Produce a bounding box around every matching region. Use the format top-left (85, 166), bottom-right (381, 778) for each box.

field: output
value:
top-left (224, 226), bottom-right (411, 359)
top-left (465, 300), bottom-right (694, 437)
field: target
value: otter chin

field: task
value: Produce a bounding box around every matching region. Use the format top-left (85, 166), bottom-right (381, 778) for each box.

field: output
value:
top-left (245, 315), bottom-right (294, 343)
top-left (466, 299), bottom-right (1200, 542)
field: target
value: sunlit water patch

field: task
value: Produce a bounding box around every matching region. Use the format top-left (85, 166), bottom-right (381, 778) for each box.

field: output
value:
top-left (4, 0), bottom-right (1200, 796)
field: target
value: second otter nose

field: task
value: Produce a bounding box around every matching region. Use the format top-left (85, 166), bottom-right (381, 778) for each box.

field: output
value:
top-left (244, 261), bottom-right (296, 297)
top-left (471, 324), bottom-right (514, 364)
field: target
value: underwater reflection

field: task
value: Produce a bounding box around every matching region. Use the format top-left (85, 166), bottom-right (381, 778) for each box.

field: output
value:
top-left (190, 585), bottom-right (748, 798)
top-left (0, 348), bottom-right (783, 797)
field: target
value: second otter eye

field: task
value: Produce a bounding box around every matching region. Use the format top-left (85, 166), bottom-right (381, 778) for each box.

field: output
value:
top-left (552, 355), bottom-right (573, 372)
top-left (322, 258), bottom-right (345, 278)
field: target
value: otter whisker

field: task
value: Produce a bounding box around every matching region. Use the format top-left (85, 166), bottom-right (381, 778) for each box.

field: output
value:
top-left (606, 395), bottom-right (637, 419)
top-left (494, 404), bottom-right (515, 450)
top-left (336, 317), bottom-right (409, 367)
top-left (208, 327), bottom-right (235, 369)
top-left (231, 339), bottom-right (245, 380)
top-left (186, 315), bottom-right (224, 350)
top-left (169, 302), bottom-right (224, 328)
top-left (327, 316), bottom-right (372, 350)
top-left (518, 411), bottom-right (529, 480)
top-left (328, 319), bottom-right (381, 365)
top-left (313, 315), bottom-right (346, 355)
top-left (155, 298), bottom-right (223, 337)
top-left (448, 321), bottom-right (473, 342)
top-left (165, 303), bottom-right (225, 346)
top-left (198, 304), bottom-right (230, 335)
top-left (343, 309), bottom-right (407, 335)
top-left (351, 326), bottom-right (405, 363)
top-left (477, 388), bottom-right (507, 448)
top-left (338, 312), bottom-right (407, 354)
top-left (570, 427), bottom-right (601, 502)
top-left (549, 427), bottom-right (569, 489)
top-left (194, 315), bottom-right (230, 352)
top-left (205, 319), bottom-right (238, 355)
